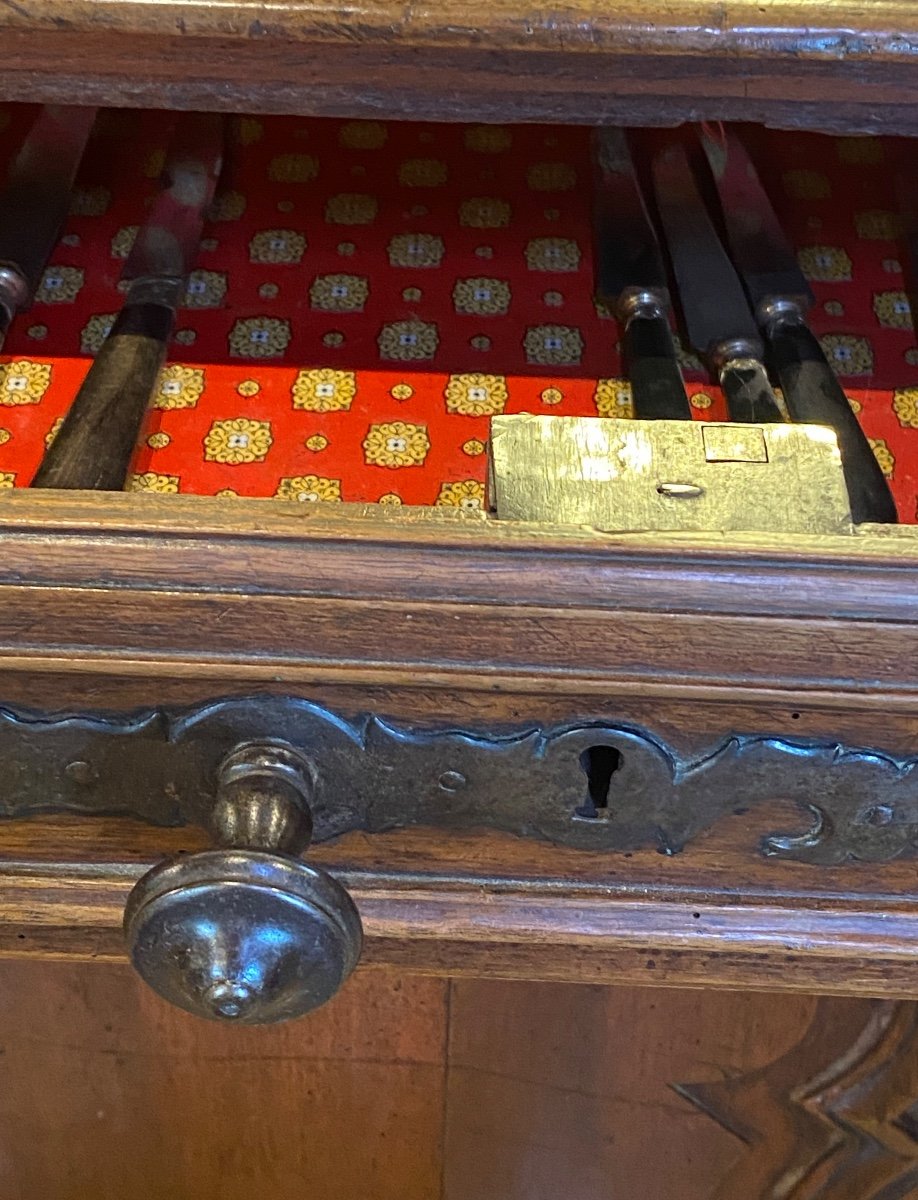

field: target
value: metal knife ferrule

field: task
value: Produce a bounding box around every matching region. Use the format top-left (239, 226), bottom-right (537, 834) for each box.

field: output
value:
top-left (708, 337), bottom-right (765, 372)
top-left (0, 264), bottom-right (30, 328)
top-left (122, 275), bottom-right (185, 311)
top-left (756, 296), bottom-right (808, 332)
top-left (616, 286), bottom-right (670, 324)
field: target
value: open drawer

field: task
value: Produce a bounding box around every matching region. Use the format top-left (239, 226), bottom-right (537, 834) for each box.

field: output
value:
top-left (0, 78), bottom-right (917, 1021)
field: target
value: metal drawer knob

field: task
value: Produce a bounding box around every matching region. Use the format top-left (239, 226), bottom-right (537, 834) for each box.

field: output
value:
top-left (123, 742), bottom-right (363, 1024)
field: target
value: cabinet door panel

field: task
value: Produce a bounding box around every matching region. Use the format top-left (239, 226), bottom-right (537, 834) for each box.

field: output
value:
top-left (0, 961), bottom-right (447, 1200)
top-left (2, 962), bottom-right (913, 1200)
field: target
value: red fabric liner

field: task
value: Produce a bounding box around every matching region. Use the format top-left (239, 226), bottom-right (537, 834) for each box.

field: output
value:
top-left (0, 108), bottom-right (914, 518)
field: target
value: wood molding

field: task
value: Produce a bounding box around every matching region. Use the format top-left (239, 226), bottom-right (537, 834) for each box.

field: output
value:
top-left (0, 495), bottom-right (917, 710)
top-left (5, 494), bottom-right (918, 615)
top-left (0, 7), bottom-right (917, 129)
top-left (4, 1), bottom-right (918, 57)
top-left (2, 806), bottom-right (918, 995)
top-left (4, 861), bottom-right (918, 999)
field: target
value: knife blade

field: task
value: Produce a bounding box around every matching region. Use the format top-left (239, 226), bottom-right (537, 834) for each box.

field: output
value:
top-left (649, 135), bottom-right (783, 425)
top-left (0, 105), bottom-right (97, 349)
top-left (699, 124), bottom-right (897, 524)
top-left (592, 128), bottom-right (691, 420)
top-left (696, 125), bottom-right (814, 316)
top-left (32, 113), bottom-right (224, 491)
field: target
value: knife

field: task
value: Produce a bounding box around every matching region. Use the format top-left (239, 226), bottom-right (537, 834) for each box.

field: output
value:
top-left (649, 136), bottom-right (784, 426)
top-left (592, 129), bottom-right (692, 420)
top-left (895, 166), bottom-right (918, 326)
top-left (0, 105), bottom-right (97, 350)
top-left (32, 112), bottom-right (224, 491)
top-left (698, 124), bottom-right (897, 525)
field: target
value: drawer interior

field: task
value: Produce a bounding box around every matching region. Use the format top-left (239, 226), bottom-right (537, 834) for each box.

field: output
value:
top-left (0, 105), bottom-right (915, 518)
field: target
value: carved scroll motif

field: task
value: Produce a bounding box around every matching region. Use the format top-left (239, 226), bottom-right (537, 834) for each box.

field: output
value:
top-left (0, 697), bottom-right (916, 863)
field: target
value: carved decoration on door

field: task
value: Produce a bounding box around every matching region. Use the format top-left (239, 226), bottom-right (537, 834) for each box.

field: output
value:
top-left (676, 999), bottom-right (918, 1198)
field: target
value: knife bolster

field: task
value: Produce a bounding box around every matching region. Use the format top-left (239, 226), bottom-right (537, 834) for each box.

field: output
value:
top-left (757, 295), bottom-right (807, 331)
top-left (123, 275), bottom-right (184, 311)
top-left (616, 285), bottom-right (670, 323)
top-left (708, 337), bottom-right (763, 371)
top-left (0, 263), bottom-right (30, 318)
top-left (717, 356), bottom-right (785, 424)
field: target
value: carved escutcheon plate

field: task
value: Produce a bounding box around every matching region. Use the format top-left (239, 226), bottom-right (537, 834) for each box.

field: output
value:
top-left (0, 697), bottom-right (916, 864)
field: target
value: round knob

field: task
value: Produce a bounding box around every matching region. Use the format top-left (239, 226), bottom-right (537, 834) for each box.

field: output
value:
top-left (124, 743), bottom-right (363, 1025)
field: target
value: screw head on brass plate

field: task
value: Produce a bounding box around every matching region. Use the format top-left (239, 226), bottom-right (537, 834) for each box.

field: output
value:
top-left (124, 849), bottom-right (363, 1024)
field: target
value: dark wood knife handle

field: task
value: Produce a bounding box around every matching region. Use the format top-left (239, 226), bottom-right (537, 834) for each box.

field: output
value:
top-left (0, 304), bottom-right (13, 356)
top-left (719, 358), bottom-right (783, 424)
top-left (767, 317), bottom-right (898, 524)
top-left (31, 300), bottom-right (174, 491)
top-left (625, 311), bottom-right (692, 421)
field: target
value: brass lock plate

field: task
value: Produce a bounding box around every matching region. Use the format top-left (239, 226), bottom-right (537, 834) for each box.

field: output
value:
top-left (488, 415), bottom-right (853, 535)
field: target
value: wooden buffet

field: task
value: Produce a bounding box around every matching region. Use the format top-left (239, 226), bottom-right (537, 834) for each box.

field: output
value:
top-left (0, 3), bottom-right (916, 1197)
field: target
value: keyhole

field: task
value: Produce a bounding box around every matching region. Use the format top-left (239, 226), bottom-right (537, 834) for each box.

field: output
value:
top-left (575, 745), bottom-right (622, 820)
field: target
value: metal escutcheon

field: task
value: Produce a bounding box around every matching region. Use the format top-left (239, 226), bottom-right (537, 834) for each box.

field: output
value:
top-left (123, 742), bottom-right (363, 1025)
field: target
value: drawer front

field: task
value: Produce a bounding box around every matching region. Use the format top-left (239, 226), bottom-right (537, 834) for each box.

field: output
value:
top-left (0, 494), bottom-right (917, 1016)
top-left (0, 108), bottom-right (914, 1017)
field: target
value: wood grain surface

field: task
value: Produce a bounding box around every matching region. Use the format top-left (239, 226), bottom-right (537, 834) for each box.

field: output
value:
top-left (0, 2), bottom-right (917, 129)
top-left (0, 961), bottom-right (448, 1200)
top-left (4, 0), bottom-right (917, 55)
top-left (0, 960), bottom-right (911, 1200)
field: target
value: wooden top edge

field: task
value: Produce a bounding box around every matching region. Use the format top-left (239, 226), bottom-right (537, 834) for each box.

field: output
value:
top-left (4, 867), bottom-right (918, 997)
top-left (2, 0), bottom-right (918, 60)
top-left (2, 490), bottom-right (918, 569)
